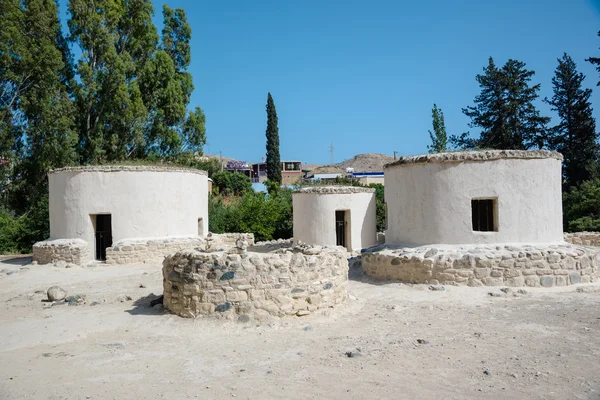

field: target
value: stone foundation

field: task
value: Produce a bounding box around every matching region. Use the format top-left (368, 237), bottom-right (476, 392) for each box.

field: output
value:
top-left (32, 239), bottom-right (89, 265)
top-left (564, 232), bottom-right (600, 247)
top-left (106, 236), bottom-right (206, 265)
top-left (362, 243), bottom-right (600, 287)
top-left (207, 233), bottom-right (255, 250)
top-left (162, 244), bottom-right (348, 318)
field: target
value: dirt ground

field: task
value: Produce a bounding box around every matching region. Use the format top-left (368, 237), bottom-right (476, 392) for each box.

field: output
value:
top-left (1, 256), bottom-right (599, 400)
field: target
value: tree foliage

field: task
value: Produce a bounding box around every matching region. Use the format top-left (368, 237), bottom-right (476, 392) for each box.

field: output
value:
top-left (545, 53), bottom-right (598, 188)
top-left (265, 92), bottom-right (281, 184)
top-left (211, 171), bottom-right (252, 196)
top-left (208, 189), bottom-right (293, 242)
top-left (586, 31), bottom-right (600, 86)
top-left (563, 179), bottom-right (600, 232)
top-left (427, 104), bottom-right (447, 153)
top-left (452, 58), bottom-right (549, 150)
top-left (0, 1), bottom-right (207, 252)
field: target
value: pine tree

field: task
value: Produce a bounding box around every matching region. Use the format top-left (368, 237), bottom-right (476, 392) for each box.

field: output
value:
top-left (545, 53), bottom-right (598, 187)
top-left (586, 31), bottom-right (600, 86)
top-left (427, 104), bottom-right (447, 153)
top-left (453, 57), bottom-right (549, 150)
top-left (265, 92), bottom-right (281, 184)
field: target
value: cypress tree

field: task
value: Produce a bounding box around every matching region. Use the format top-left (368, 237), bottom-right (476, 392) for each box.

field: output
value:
top-left (453, 57), bottom-right (549, 150)
top-left (545, 53), bottom-right (598, 187)
top-left (265, 92), bottom-right (281, 184)
top-left (427, 104), bottom-right (447, 153)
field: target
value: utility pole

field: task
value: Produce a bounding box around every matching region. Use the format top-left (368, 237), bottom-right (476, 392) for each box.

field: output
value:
top-left (220, 151), bottom-right (223, 171)
top-left (393, 151), bottom-right (398, 160)
top-left (329, 144), bottom-right (334, 165)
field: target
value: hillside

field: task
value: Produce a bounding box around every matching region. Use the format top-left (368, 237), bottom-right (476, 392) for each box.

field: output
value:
top-left (336, 153), bottom-right (395, 172)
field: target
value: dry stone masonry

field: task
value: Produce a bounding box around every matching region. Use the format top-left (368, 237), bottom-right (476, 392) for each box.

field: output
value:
top-left (384, 149), bottom-right (563, 167)
top-left (564, 232), bottom-right (600, 247)
top-left (106, 236), bottom-right (206, 265)
top-left (162, 243), bottom-right (348, 318)
top-left (362, 243), bottom-right (599, 287)
top-left (32, 239), bottom-right (89, 265)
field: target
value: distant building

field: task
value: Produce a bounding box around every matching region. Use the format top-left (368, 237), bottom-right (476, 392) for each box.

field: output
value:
top-left (225, 160), bottom-right (254, 179)
top-left (350, 171), bottom-right (384, 185)
top-left (252, 161), bottom-right (302, 185)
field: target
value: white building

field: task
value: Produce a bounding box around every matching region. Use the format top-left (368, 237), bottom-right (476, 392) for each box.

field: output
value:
top-left (33, 165), bottom-right (208, 265)
top-left (384, 150), bottom-right (564, 245)
top-left (292, 186), bottom-right (377, 251)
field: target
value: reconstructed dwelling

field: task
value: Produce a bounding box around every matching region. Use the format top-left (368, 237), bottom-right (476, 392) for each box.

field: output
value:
top-left (33, 166), bottom-right (209, 265)
top-left (362, 150), bottom-right (599, 287)
top-left (292, 186), bottom-right (377, 251)
top-left (385, 150), bottom-right (563, 245)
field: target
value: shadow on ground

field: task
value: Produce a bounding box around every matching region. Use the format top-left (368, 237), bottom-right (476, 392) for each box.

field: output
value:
top-left (0, 256), bottom-right (33, 266)
top-left (126, 293), bottom-right (165, 316)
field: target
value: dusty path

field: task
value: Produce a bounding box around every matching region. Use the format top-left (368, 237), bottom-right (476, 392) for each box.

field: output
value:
top-left (0, 258), bottom-right (599, 399)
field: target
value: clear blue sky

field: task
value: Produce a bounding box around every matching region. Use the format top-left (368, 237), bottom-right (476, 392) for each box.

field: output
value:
top-left (62, 0), bottom-right (600, 164)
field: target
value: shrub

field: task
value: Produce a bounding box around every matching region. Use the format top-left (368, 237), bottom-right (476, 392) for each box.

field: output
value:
top-left (208, 188), bottom-right (293, 241)
top-left (211, 171), bottom-right (252, 196)
top-left (563, 179), bottom-right (600, 232)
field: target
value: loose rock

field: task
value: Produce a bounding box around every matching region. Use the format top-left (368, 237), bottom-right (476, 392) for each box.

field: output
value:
top-left (47, 286), bottom-right (67, 302)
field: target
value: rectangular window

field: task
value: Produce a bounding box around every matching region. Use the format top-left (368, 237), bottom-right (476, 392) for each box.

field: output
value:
top-left (471, 199), bottom-right (496, 232)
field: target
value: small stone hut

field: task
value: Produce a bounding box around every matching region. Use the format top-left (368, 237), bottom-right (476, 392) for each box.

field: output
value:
top-left (292, 186), bottom-right (377, 251)
top-left (362, 150), bottom-right (599, 288)
top-left (385, 150), bottom-right (564, 245)
top-left (33, 165), bottom-right (209, 265)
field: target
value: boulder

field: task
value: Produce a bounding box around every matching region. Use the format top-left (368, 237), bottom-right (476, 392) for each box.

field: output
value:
top-left (47, 286), bottom-right (67, 302)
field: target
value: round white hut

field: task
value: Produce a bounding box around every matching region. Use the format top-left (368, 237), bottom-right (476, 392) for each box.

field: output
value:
top-left (384, 150), bottom-right (564, 245)
top-left (292, 186), bottom-right (377, 251)
top-left (33, 165), bottom-right (208, 265)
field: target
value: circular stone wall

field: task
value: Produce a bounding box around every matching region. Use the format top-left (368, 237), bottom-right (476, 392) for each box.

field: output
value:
top-left (292, 186), bottom-right (377, 251)
top-left (362, 243), bottom-right (599, 287)
top-left (48, 166), bottom-right (208, 261)
top-left (162, 246), bottom-right (348, 318)
top-left (384, 150), bottom-right (564, 245)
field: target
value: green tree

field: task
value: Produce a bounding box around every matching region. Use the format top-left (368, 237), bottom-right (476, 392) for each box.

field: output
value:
top-left (427, 104), bottom-right (447, 153)
top-left (544, 53), bottom-right (598, 187)
top-left (211, 171), bottom-right (252, 196)
top-left (563, 178), bottom-right (600, 232)
top-left (0, 0), bottom-right (77, 215)
top-left (208, 189), bottom-right (293, 241)
top-left (265, 92), bottom-right (281, 184)
top-left (68, 1), bottom-right (205, 163)
top-left (586, 31), bottom-right (600, 86)
top-left (452, 58), bottom-right (549, 150)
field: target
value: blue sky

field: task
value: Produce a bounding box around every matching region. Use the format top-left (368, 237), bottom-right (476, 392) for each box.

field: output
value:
top-left (61, 0), bottom-right (600, 164)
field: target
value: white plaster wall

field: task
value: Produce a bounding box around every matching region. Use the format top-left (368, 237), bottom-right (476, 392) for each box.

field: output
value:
top-left (292, 192), bottom-right (377, 251)
top-left (384, 158), bottom-right (563, 245)
top-left (49, 169), bottom-right (208, 260)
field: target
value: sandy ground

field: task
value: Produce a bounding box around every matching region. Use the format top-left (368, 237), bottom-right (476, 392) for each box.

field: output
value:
top-left (1, 256), bottom-right (599, 400)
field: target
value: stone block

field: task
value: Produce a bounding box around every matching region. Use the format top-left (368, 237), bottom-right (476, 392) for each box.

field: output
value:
top-left (524, 276), bottom-right (540, 287)
top-left (555, 276), bottom-right (568, 287)
top-left (474, 268), bottom-right (490, 279)
top-left (540, 275), bottom-right (554, 287)
top-left (569, 272), bottom-right (581, 285)
top-left (505, 276), bottom-right (525, 287)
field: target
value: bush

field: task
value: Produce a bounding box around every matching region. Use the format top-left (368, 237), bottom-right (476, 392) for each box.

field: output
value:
top-left (211, 171), bottom-right (252, 196)
top-left (208, 188), bottom-right (293, 241)
top-left (0, 195), bottom-right (49, 254)
top-left (563, 179), bottom-right (600, 232)
top-left (368, 183), bottom-right (386, 232)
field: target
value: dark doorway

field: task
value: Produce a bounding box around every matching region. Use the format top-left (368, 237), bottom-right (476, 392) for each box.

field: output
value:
top-left (335, 210), bottom-right (346, 248)
top-left (94, 214), bottom-right (112, 261)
